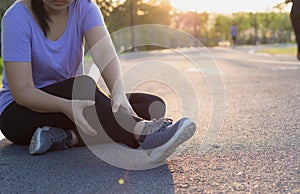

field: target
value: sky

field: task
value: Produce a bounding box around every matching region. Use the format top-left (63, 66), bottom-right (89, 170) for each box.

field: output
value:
top-left (170, 0), bottom-right (292, 13)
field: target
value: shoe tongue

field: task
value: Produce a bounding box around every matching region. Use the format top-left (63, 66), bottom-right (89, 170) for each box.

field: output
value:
top-left (139, 118), bottom-right (172, 143)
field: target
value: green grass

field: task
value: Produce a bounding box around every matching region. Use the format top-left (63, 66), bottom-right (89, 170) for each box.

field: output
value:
top-left (0, 57), bottom-right (2, 73)
top-left (257, 46), bottom-right (297, 56)
top-left (0, 57), bottom-right (2, 87)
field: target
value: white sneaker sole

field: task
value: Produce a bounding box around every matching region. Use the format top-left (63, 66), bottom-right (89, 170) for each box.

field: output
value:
top-left (29, 126), bottom-right (50, 155)
top-left (149, 118), bottom-right (196, 162)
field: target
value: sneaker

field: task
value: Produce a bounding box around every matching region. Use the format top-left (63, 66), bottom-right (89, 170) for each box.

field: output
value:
top-left (139, 117), bottom-right (196, 162)
top-left (138, 118), bottom-right (173, 137)
top-left (29, 126), bottom-right (73, 155)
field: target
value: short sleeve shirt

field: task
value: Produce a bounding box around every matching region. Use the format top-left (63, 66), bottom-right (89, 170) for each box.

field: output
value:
top-left (0, 0), bottom-right (104, 114)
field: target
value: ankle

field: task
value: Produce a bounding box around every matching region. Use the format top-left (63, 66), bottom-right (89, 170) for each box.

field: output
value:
top-left (133, 121), bottom-right (146, 141)
top-left (69, 130), bottom-right (79, 146)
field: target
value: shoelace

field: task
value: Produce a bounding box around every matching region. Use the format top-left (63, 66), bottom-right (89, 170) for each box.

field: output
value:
top-left (50, 134), bottom-right (71, 150)
top-left (144, 118), bottom-right (173, 135)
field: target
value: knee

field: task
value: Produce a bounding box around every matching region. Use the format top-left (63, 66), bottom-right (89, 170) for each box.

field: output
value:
top-left (148, 96), bottom-right (166, 119)
top-left (127, 93), bottom-right (166, 119)
top-left (76, 75), bottom-right (97, 87)
top-left (148, 94), bottom-right (166, 107)
top-left (72, 75), bottom-right (97, 100)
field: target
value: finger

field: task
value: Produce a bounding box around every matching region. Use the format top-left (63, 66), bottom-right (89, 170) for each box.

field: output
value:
top-left (112, 101), bottom-right (120, 113)
top-left (125, 103), bottom-right (138, 116)
top-left (75, 113), bottom-right (97, 136)
top-left (83, 123), bottom-right (98, 136)
top-left (130, 109), bottom-right (138, 117)
top-left (83, 100), bottom-right (95, 107)
top-left (79, 117), bottom-right (98, 136)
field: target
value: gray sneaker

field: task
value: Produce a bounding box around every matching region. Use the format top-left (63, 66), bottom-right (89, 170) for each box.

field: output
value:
top-left (139, 117), bottom-right (196, 162)
top-left (29, 126), bottom-right (73, 155)
top-left (138, 118), bottom-right (173, 137)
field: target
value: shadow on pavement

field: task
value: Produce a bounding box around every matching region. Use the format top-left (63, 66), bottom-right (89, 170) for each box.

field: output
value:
top-left (0, 139), bottom-right (175, 193)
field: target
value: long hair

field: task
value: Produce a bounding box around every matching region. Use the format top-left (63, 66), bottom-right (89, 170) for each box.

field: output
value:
top-left (31, 0), bottom-right (51, 37)
top-left (30, 0), bottom-right (91, 37)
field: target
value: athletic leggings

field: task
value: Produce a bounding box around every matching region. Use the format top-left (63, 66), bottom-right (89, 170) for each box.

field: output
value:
top-left (291, 16), bottom-right (300, 53)
top-left (0, 75), bottom-right (166, 148)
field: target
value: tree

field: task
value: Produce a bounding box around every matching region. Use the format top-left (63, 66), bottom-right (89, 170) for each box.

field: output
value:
top-left (213, 14), bottom-right (231, 42)
top-left (104, 0), bottom-right (172, 32)
top-left (0, 0), bottom-right (15, 21)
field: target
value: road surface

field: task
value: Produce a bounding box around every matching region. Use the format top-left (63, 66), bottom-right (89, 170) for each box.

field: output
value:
top-left (0, 46), bottom-right (299, 193)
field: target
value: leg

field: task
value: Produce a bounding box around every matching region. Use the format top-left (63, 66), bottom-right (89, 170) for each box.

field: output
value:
top-left (71, 81), bottom-right (166, 147)
top-left (0, 75), bottom-right (166, 148)
top-left (0, 75), bottom-right (196, 161)
top-left (291, 16), bottom-right (300, 54)
top-left (0, 101), bottom-right (75, 145)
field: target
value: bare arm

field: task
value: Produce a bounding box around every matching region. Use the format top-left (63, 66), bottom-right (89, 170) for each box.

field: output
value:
top-left (84, 26), bottom-right (136, 115)
top-left (5, 61), bottom-right (97, 135)
top-left (84, 26), bottom-right (123, 96)
top-left (5, 61), bottom-right (70, 113)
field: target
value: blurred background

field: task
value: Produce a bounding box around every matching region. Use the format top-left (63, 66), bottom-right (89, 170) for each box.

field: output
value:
top-left (0, 0), bottom-right (295, 46)
top-left (0, 0), bottom-right (296, 73)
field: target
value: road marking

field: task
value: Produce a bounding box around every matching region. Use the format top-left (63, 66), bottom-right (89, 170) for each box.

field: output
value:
top-left (216, 55), bottom-right (300, 65)
top-left (185, 67), bottom-right (225, 75)
top-left (272, 66), bottom-right (300, 70)
top-left (248, 48), bottom-right (271, 56)
top-left (244, 58), bottom-right (300, 65)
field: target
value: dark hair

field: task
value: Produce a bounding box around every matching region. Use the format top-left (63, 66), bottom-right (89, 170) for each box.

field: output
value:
top-left (30, 0), bottom-right (91, 37)
top-left (31, 0), bottom-right (51, 37)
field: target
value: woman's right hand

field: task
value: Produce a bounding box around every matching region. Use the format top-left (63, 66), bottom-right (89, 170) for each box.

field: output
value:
top-left (63, 99), bottom-right (97, 136)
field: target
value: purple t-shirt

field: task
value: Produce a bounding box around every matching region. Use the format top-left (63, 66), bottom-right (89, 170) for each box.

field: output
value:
top-left (0, 0), bottom-right (104, 114)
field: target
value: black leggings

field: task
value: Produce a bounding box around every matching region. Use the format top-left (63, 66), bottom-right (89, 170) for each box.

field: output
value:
top-left (0, 75), bottom-right (166, 148)
top-left (291, 16), bottom-right (300, 53)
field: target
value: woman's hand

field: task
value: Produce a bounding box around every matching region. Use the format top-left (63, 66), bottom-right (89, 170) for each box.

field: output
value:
top-left (112, 93), bottom-right (137, 117)
top-left (63, 99), bottom-right (97, 136)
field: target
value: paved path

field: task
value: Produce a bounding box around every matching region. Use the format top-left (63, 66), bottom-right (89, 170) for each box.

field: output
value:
top-left (0, 46), bottom-right (299, 193)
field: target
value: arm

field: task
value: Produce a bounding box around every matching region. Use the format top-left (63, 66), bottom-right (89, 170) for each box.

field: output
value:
top-left (1, 15), bottom-right (67, 113)
top-left (4, 62), bottom-right (70, 113)
top-left (2, 7), bottom-right (96, 135)
top-left (5, 61), bottom-right (96, 135)
top-left (84, 26), bottom-right (136, 115)
top-left (285, 0), bottom-right (292, 3)
top-left (84, 26), bottom-right (124, 97)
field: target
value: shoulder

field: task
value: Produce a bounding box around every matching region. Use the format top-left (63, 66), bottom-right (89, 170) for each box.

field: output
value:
top-left (2, 1), bottom-right (30, 25)
top-left (2, 1), bottom-right (32, 31)
top-left (3, 1), bottom-right (28, 18)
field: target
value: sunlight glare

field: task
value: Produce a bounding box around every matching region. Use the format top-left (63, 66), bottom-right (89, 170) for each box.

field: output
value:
top-left (170, 0), bottom-right (292, 13)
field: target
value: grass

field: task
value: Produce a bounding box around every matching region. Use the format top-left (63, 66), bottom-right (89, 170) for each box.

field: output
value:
top-left (0, 57), bottom-right (2, 72)
top-left (0, 57), bottom-right (2, 88)
top-left (257, 46), bottom-right (297, 56)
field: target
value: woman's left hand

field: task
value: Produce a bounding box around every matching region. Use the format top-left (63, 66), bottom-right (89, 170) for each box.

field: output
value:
top-left (112, 93), bottom-right (137, 116)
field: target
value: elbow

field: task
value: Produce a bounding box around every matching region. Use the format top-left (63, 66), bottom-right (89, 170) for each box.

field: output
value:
top-left (11, 86), bottom-right (31, 107)
top-left (13, 93), bottom-right (27, 107)
top-left (14, 97), bottom-right (26, 107)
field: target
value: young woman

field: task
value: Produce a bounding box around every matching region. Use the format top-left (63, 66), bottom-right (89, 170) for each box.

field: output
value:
top-left (0, 0), bottom-right (196, 162)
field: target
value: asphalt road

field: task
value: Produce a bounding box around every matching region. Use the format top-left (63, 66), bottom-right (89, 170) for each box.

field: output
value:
top-left (0, 46), bottom-right (299, 193)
